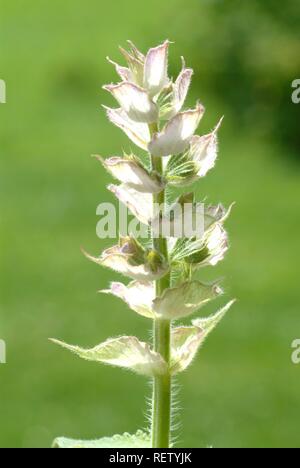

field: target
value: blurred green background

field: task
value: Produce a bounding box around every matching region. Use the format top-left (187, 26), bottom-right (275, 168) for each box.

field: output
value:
top-left (1, 0), bottom-right (300, 448)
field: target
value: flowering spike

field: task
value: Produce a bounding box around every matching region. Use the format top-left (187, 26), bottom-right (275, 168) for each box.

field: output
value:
top-left (52, 40), bottom-right (235, 449)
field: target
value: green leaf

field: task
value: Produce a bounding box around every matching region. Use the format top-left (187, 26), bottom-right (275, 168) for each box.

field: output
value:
top-left (53, 430), bottom-right (151, 448)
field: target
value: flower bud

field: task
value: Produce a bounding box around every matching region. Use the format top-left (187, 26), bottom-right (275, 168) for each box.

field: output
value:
top-left (119, 42), bottom-right (145, 86)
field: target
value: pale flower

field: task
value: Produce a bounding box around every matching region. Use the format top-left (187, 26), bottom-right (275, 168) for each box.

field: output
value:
top-left (108, 184), bottom-right (153, 225)
top-left (185, 223), bottom-right (229, 268)
top-left (148, 103), bottom-right (205, 157)
top-left (109, 40), bottom-right (170, 98)
top-left (104, 40), bottom-right (170, 126)
top-left (154, 193), bottom-right (230, 238)
top-left (159, 58), bottom-right (193, 120)
top-left (108, 182), bottom-right (231, 239)
top-left (103, 82), bottom-right (158, 123)
top-left (118, 41), bottom-right (145, 86)
top-left (82, 237), bottom-right (169, 281)
top-left (104, 106), bottom-right (150, 150)
top-left (202, 223), bottom-right (229, 266)
top-left (143, 41), bottom-right (170, 97)
top-left (190, 117), bottom-right (223, 177)
top-left (166, 118), bottom-right (223, 186)
top-left (96, 155), bottom-right (164, 193)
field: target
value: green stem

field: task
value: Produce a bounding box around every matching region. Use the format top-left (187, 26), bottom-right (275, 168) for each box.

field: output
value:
top-left (149, 123), bottom-right (172, 448)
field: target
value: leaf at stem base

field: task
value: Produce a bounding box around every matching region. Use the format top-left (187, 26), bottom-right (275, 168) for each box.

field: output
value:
top-left (53, 429), bottom-right (151, 448)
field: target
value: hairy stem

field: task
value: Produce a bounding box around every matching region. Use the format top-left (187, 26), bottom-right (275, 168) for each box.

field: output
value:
top-left (149, 123), bottom-right (172, 448)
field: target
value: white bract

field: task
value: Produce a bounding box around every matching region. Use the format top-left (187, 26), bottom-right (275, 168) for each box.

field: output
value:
top-left (190, 118), bottom-right (223, 177)
top-left (148, 103), bottom-right (205, 157)
top-left (104, 106), bottom-right (150, 150)
top-left (108, 184), bottom-right (153, 225)
top-left (101, 281), bottom-right (156, 319)
top-left (103, 82), bottom-right (158, 123)
top-left (102, 280), bottom-right (223, 320)
top-left (170, 300), bottom-right (235, 374)
top-left (165, 118), bottom-right (224, 187)
top-left (170, 222), bottom-right (229, 269)
top-left (143, 41), bottom-right (170, 97)
top-left (51, 336), bottom-right (167, 376)
top-left (160, 58), bottom-right (193, 120)
top-left (153, 280), bottom-right (223, 320)
top-left (203, 223), bottom-right (229, 266)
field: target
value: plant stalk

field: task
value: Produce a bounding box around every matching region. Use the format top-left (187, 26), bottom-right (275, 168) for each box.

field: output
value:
top-left (149, 123), bottom-right (172, 448)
